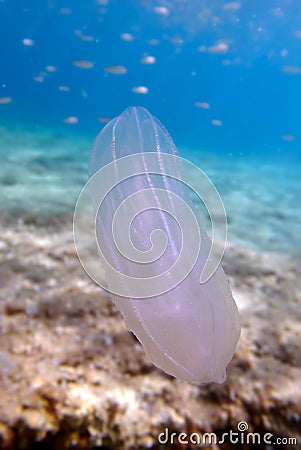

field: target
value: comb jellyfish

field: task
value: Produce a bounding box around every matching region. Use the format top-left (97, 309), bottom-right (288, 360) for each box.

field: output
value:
top-left (74, 106), bottom-right (240, 384)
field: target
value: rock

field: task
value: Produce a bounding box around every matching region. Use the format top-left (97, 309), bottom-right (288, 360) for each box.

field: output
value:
top-left (0, 217), bottom-right (300, 449)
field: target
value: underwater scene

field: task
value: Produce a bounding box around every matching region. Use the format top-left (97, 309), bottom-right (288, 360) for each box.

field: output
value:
top-left (0, 0), bottom-right (300, 449)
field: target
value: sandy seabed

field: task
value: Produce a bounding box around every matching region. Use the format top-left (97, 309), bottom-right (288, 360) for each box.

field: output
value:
top-left (0, 211), bottom-right (300, 450)
top-left (0, 123), bottom-right (300, 449)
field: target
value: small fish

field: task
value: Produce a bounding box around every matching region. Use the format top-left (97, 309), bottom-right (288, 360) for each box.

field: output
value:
top-left (208, 42), bottom-right (229, 54)
top-left (120, 33), bottom-right (134, 42)
top-left (281, 134), bottom-right (295, 142)
top-left (33, 76), bottom-right (44, 83)
top-left (131, 86), bottom-right (149, 94)
top-left (104, 65), bottom-right (127, 75)
top-left (22, 38), bottom-right (34, 46)
top-left (295, 30), bottom-right (301, 39)
top-left (154, 6), bottom-right (169, 16)
top-left (63, 116), bottom-right (79, 124)
top-left (0, 97), bottom-right (12, 104)
top-left (72, 60), bottom-right (95, 69)
top-left (140, 56), bottom-right (156, 64)
top-left (194, 102), bottom-right (210, 109)
top-left (46, 65), bottom-right (57, 72)
top-left (58, 86), bottom-right (70, 92)
top-left (223, 2), bottom-right (241, 11)
top-left (147, 39), bottom-right (160, 46)
top-left (98, 117), bottom-right (111, 123)
top-left (282, 66), bottom-right (301, 75)
top-left (59, 7), bottom-right (72, 15)
top-left (211, 119), bottom-right (223, 126)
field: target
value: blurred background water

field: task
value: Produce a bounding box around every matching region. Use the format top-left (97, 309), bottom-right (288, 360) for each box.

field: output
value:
top-left (0, 0), bottom-right (300, 253)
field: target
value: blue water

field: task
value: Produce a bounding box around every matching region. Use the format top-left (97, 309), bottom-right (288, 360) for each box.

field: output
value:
top-left (0, 0), bottom-right (300, 254)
